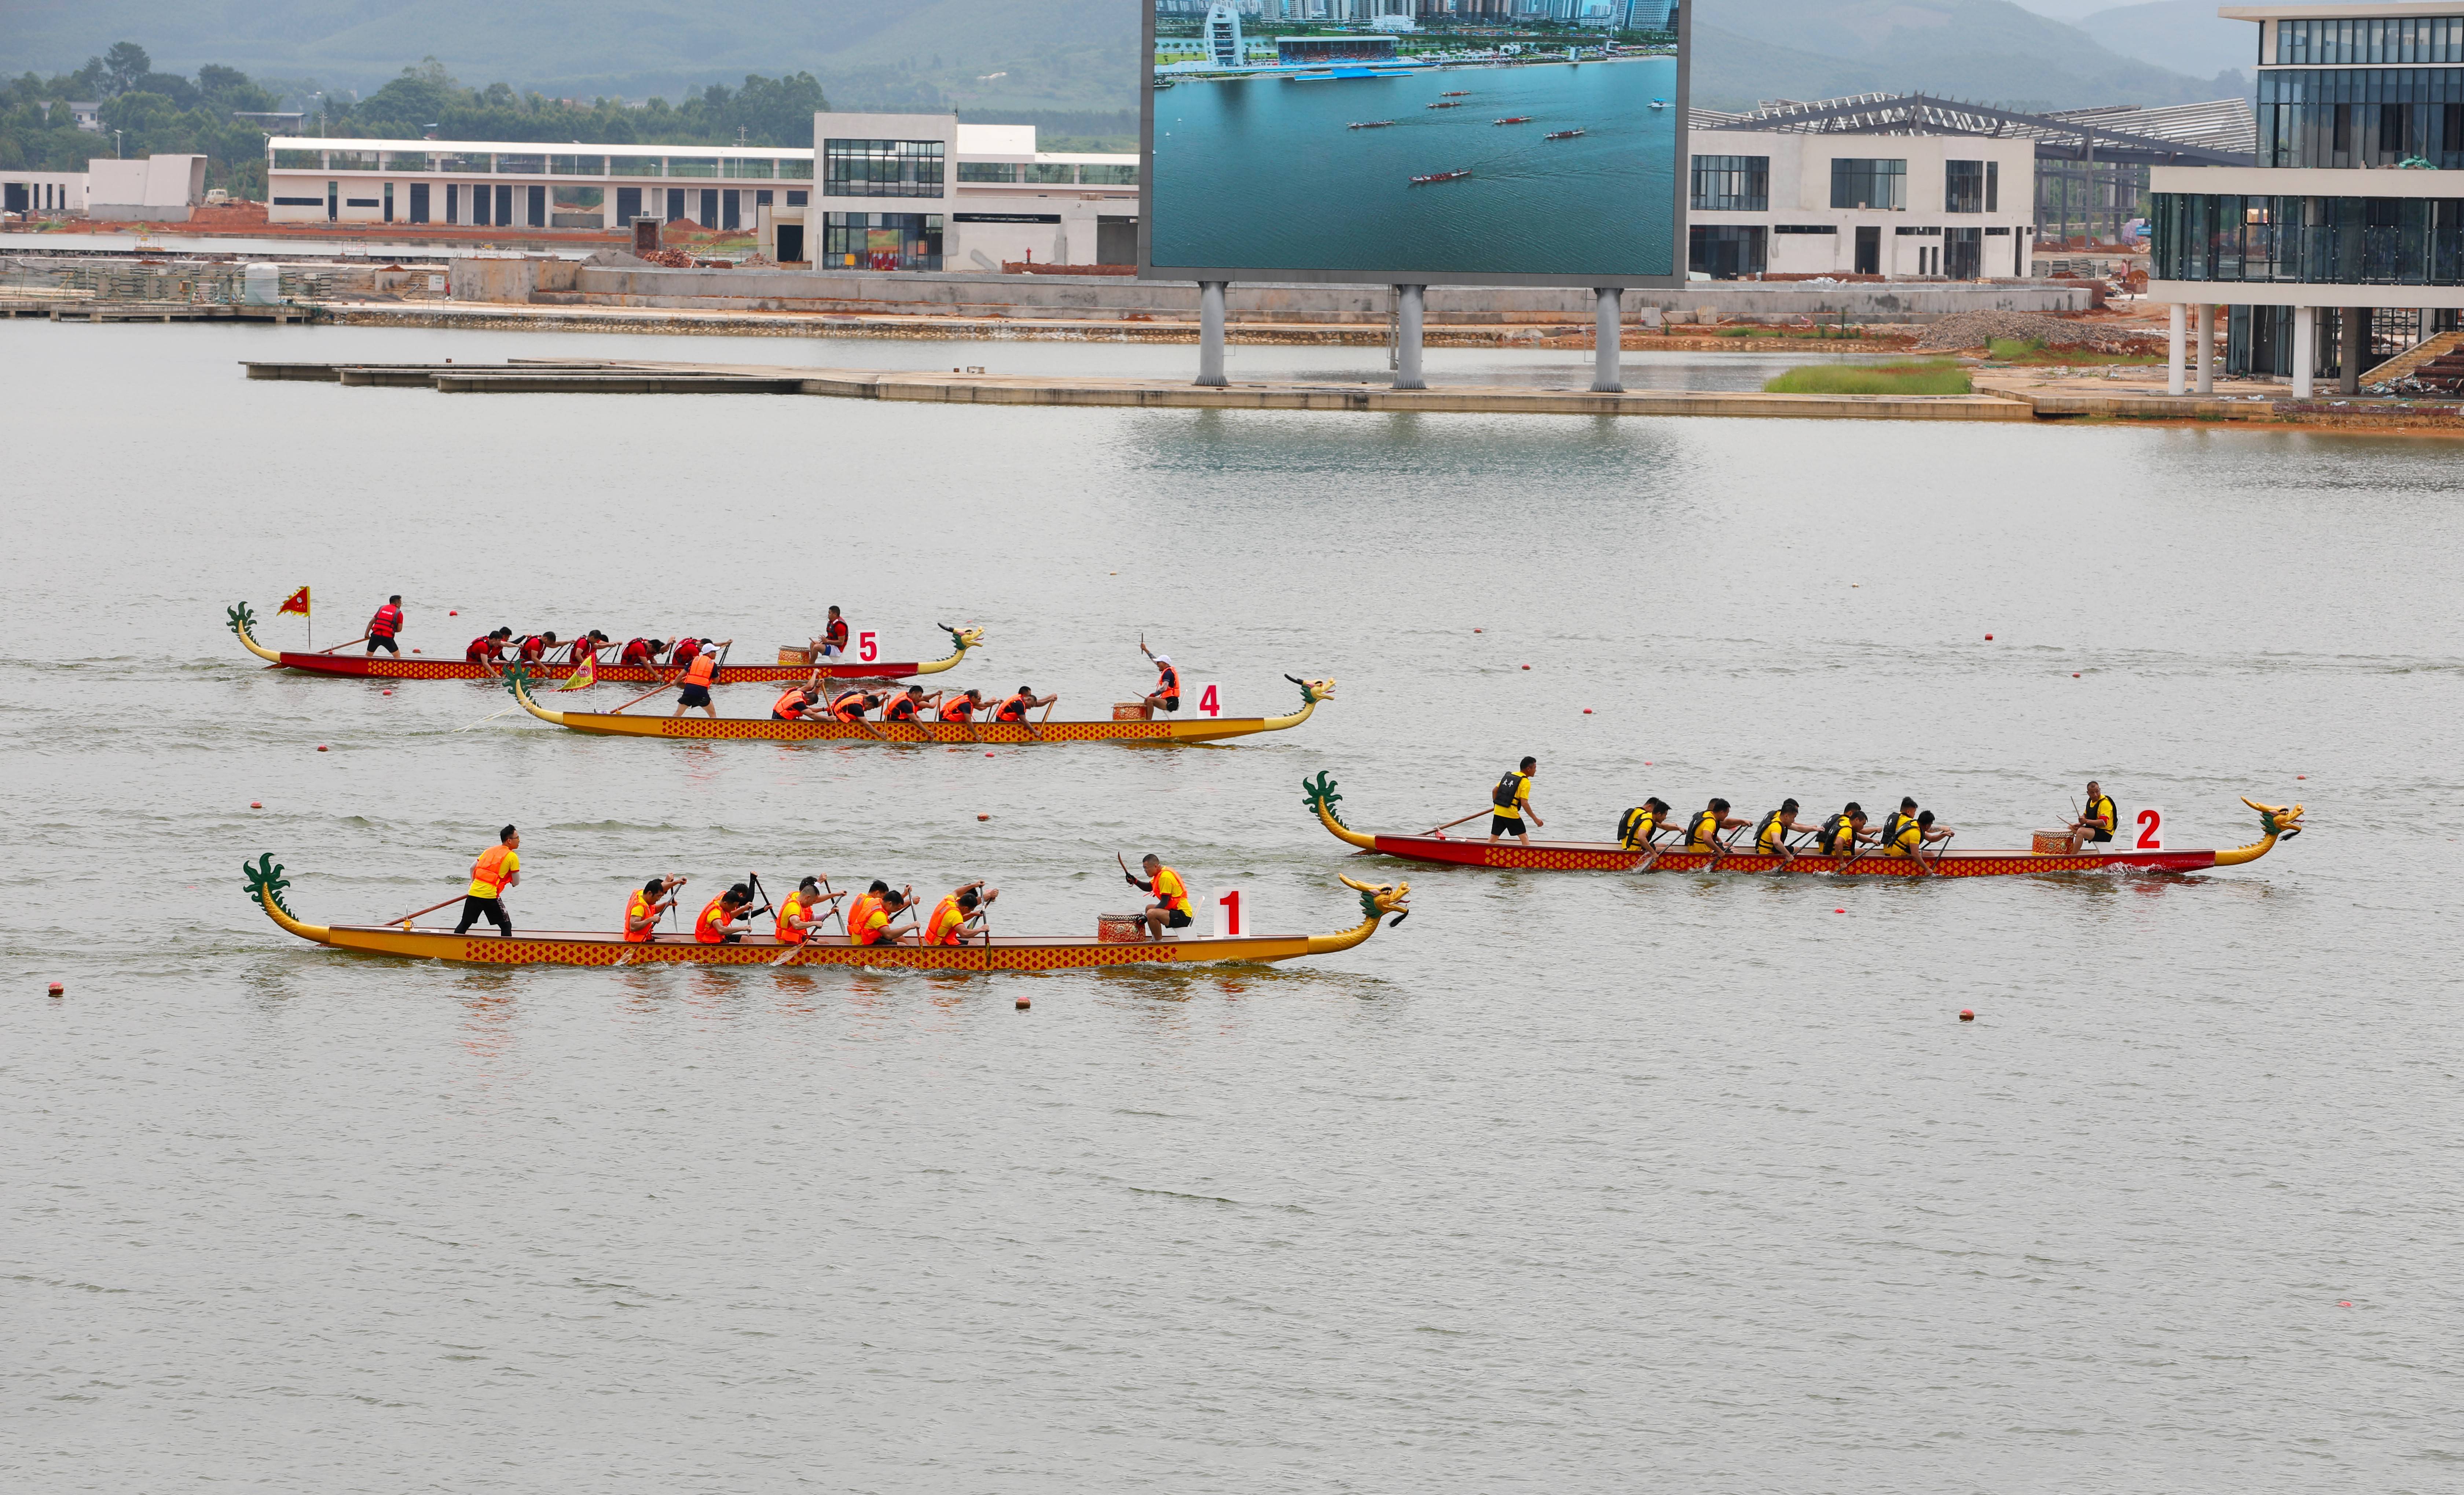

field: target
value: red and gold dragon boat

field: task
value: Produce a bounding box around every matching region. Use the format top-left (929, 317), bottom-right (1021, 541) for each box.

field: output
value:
top-left (246, 854), bottom-right (1408, 970)
top-left (504, 668), bottom-right (1335, 746)
top-left (1301, 772), bottom-right (2304, 877)
top-left (225, 602), bottom-right (981, 684)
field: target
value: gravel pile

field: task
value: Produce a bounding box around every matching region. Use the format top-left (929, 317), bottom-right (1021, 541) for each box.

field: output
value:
top-left (1912, 311), bottom-right (2159, 353)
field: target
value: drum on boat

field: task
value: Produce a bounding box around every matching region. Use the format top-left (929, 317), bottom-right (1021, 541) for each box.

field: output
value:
top-left (1097, 912), bottom-right (1147, 942)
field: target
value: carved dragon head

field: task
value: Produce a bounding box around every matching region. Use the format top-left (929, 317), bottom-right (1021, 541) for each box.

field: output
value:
top-left (1339, 872), bottom-right (1410, 926)
top-left (1284, 675), bottom-right (1337, 707)
top-left (225, 601), bottom-right (257, 637)
top-left (244, 853), bottom-right (295, 917)
top-left (1302, 770), bottom-right (1349, 826)
top-left (939, 624), bottom-right (987, 653)
top-left (2243, 797), bottom-right (2304, 840)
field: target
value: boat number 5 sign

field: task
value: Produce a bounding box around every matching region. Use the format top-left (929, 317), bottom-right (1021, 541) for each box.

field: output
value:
top-left (1192, 683), bottom-right (1222, 719)
top-left (1213, 886), bottom-right (1253, 939)
top-left (2135, 807), bottom-right (2165, 851)
top-left (858, 631), bottom-right (879, 664)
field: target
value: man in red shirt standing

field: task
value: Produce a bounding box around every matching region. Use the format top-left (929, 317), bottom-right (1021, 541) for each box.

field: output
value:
top-left (365, 595), bottom-right (405, 656)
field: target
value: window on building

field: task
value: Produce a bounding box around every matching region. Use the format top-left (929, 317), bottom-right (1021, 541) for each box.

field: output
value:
top-left (723, 157), bottom-right (774, 179)
top-left (820, 211), bottom-right (945, 269)
top-left (722, 189), bottom-right (741, 229)
top-left (433, 152), bottom-right (489, 173)
top-left (616, 186), bottom-right (641, 224)
top-left (1689, 154), bottom-right (1769, 212)
top-left (497, 153), bottom-right (546, 175)
top-left (610, 156), bottom-right (663, 177)
top-left (1079, 163), bottom-right (1138, 185)
top-left (755, 189), bottom-right (773, 209)
top-left (960, 162), bottom-right (1019, 182)
top-left (1946, 160), bottom-right (1987, 213)
top-left (329, 151), bottom-right (378, 171)
top-left (551, 155), bottom-right (606, 176)
top-left (668, 157), bottom-right (719, 179)
top-left (1687, 224), bottom-right (1766, 279)
top-left (274, 149), bottom-right (322, 169)
top-left (1829, 158), bottom-right (1906, 211)
top-left (552, 184), bottom-right (603, 228)
top-left (779, 158), bottom-right (813, 180)
top-left (786, 190), bottom-right (807, 206)
top-left (495, 183), bottom-right (513, 225)
top-left (1023, 162), bottom-right (1074, 184)
top-left (384, 151), bottom-right (430, 172)
top-left (409, 182), bottom-right (430, 223)
top-left (824, 139), bottom-right (946, 197)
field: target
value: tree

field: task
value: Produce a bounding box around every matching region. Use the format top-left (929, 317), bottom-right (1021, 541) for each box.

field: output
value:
top-left (103, 41), bottom-right (151, 96)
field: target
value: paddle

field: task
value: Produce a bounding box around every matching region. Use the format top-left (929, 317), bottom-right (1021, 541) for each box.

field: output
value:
top-left (1427, 808), bottom-right (1489, 837)
top-left (771, 881), bottom-right (850, 965)
top-left (387, 892), bottom-right (467, 928)
top-left (318, 635), bottom-right (374, 655)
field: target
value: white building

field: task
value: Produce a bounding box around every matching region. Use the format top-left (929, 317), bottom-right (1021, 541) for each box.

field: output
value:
top-left (87, 155), bottom-right (206, 221)
top-left (1, 170), bottom-right (89, 219)
top-left (1684, 130), bottom-right (2037, 279)
top-left (260, 115), bottom-right (1137, 269)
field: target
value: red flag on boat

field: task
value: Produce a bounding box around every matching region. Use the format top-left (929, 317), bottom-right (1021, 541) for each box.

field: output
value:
top-left (278, 586), bottom-right (311, 617)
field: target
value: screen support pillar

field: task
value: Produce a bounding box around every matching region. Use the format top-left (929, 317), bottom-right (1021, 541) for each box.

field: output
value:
top-left (2291, 306), bottom-right (2315, 399)
top-left (1591, 287), bottom-right (1624, 393)
top-left (1393, 284), bottom-right (1426, 391)
top-left (2340, 305), bottom-right (2369, 394)
top-left (1196, 281), bottom-right (1228, 387)
top-left (2194, 303), bottom-right (2215, 395)
top-left (2166, 302), bottom-right (2186, 395)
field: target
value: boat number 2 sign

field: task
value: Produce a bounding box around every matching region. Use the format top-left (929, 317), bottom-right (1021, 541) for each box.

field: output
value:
top-left (1212, 886), bottom-right (1252, 939)
top-left (1192, 683), bottom-right (1222, 719)
top-left (2135, 807), bottom-right (2165, 851)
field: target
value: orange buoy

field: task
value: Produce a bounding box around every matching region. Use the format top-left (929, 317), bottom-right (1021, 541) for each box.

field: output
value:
top-left (48, 982), bottom-right (65, 995)
top-left (2297, 774), bottom-right (2306, 779)
top-left (977, 814), bottom-right (990, 821)
top-left (250, 801), bottom-right (262, 809)
top-left (1959, 1009), bottom-right (1975, 1021)
top-left (381, 690), bottom-right (392, 695)
top-left (1015, 995), bottom-right (1030, 1009)
top-left (316, 744), bottom-right (328, 752)
top-left (1583, 708), bottom-right (1592, 714)
top-left (1834, 908), bottom-right (1844, 913)
top-left (1985, 633), bottom-right (1994, 640)
top-left (2073, 672), bottom-right (2081, 677)
top-left (984, 751), bottom-right (994, 757)
top-left (1473, 628), bottom-right (1482, 633)
top-left (449, 610), bottom-right (457, 615)
top-left (1521, 664), bottom-right (1530, 670)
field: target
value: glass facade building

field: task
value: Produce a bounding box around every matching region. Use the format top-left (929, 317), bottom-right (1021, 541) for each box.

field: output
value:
top-left (2153, 192), bottom-right (2464, 284)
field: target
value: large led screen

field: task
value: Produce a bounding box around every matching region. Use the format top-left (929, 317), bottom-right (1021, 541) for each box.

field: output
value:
top-left (1143, 3), bottom-right (1683, 284)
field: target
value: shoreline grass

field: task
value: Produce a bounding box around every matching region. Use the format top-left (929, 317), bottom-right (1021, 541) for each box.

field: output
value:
top-left (1763, 361), bottom-right (1973, 396)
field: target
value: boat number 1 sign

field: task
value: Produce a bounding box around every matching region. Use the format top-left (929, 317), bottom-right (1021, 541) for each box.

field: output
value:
top-left (2135, 807), bottom-right (2165, 851)
top-left (1212, 886), bottom-right (1252, 939)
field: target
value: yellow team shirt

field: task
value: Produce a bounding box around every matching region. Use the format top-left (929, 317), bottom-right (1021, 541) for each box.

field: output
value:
top-left (1621, 810), bottom-right (1655, 849)
top-left (1495, 774), bottom-right (1529, 821)
top-left (1758, 817), bottom-right (1787, 853)
top-left (1886, 822), bottom-right (1922, 857)
top-left (1151, 866), bottom-right (1189, 913)
top-left (1688, 812), bottom-right (1720, 851)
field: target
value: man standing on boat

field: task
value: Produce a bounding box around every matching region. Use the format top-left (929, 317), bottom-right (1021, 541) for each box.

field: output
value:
top-left (365, 595), bottom-right (404, 656)
top-left (2062, 781), bottom-right (2119, 853)
top-left (668, 639), bottom-right (730, 719)
top-left (456, 825), bottom-right (520, 936)
top-left (1140, 639), bottom-right (1181, 714)
top-left (1490, 758), bottom-right (1541, 843)
top-left (1125, 854), bottom-right (1193, 939)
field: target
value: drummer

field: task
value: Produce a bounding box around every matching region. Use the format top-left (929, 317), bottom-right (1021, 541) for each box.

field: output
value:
top-left (1139, 639), bottom-right (1181, 714)
top-left (813, 606), bottom-right (850, 661)
top-left (1123, 853), bottom-right (1192, 939)
top-left (2062, 781), bottom-right (2119, 853)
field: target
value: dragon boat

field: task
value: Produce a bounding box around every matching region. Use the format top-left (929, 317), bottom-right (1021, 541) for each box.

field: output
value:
top-left (1300, 772), bottom-right (2305, 877)
top-left (245, 855), bottom-right (1408, 970)
top-left (502, 668), bottom-right (1335, 746)
top-left (225, 603), bottom-right (982, 684)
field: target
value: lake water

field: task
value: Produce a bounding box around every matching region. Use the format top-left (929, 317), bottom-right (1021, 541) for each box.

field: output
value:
top-left (1151, 57), bottom-right (1678, 277)
top-left (4, 320), bottom-right (2461, 1491)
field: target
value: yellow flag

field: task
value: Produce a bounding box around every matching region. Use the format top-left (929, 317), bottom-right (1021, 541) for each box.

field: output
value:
top-left (556, 650), bottom-right (598, 691)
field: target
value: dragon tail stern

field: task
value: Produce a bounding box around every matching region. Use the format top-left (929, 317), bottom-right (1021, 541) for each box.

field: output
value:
top-left (1303, 771), bottom-right (1376, 849)
top-left (246, 853), bottom-right (332, 942)
top-left (226, 602), bottom-right (281, 662)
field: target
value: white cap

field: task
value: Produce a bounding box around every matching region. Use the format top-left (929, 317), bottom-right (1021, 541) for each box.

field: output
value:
top-left (1153, 654), bottom-right (1171, 665)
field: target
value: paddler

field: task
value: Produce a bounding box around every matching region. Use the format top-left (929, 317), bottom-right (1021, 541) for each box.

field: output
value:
top-left (567, 630), bottom-right (610, 665)
top-left (1686, 798), bottom-right (1749, 856)
top-left (772, 671), bottom-right (825, 721)
top-left (937, 688), bottom-right (986, 724)
top-left (466, 626), bottom-right (513, 674)
top-left (1139, 639), bottom-right (1181, 714)
top-left (668, 638), bottom-right (730, 719)
top-left (2062, 781), bottom-right (2119, 853)
top-left (515, 630), bottom-right (562, 665)
top-left (365, 595), bottom-right (404, 656)
top-left (1124, 853), bottom-right (1193, 939)
top-left (775, 877), bottom-right (843, 944)
top-left (1617, 797), bottom-right (1672, 849)
top-left (624, 874), bottom-right (686, 943)
top-left (619, 636), bottom-right (667, 667)
top-left (695, 882), bottom-right (755, 943)
top-left (455, 825), bottom-right (520, 936)
top-left (1819, 803), bottom-right (1873, 861)
top-left (1752, 798), bottom-right (1813, 866)
top-left (993, 686), bottom-right (1056, 724)
top-left (924, 882), bottom-right (999, 946)
top-left (1876, 797), bottom-right (1920, 853)
top-left (828, 686), bottom-right (883, 723)
top-left (1489, 757), bottom-right (1541, 843)
top-left (847, 881), bottom-right (917, 946)
top-left (880, 684), bottom-right (931, 726)
top-left (1884, 809), bottom-right (1955, 873)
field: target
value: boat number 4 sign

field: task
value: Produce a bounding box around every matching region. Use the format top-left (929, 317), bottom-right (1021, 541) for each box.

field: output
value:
top-left (1212, 886), bottom-right (1253, 939)
top-left (2135, 807), bottom-right (2165, 851)
top-left (1192, 683), bottom-right (1222, 719)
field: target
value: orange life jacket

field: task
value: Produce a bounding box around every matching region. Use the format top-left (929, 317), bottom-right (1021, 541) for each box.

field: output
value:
top-left (773, 687), bottom-right (812, 719)
top-left (846, 892), bottom-right (884, 945)
top-left (1155, 662), bottom-right (1179, 703)
top-left (830, 691), bottom-right (870, 722)
top-left (695, 895), bottom-right (737, 943)
top-left (625, 889), bottom-right (655, 943)
top-left (925, 894), bottom-right (968, 945)
top-left (883, 694), bottom-right (919, 721)
top-left (939, 696), bottom-right (978, 722)
top-left (994, 692), bottom-right (1031, 722)
top-left (468, 843), bottom-right (514, 899)
top-left (684, 652), bottom-right (718, 688)
top-left (775, 891), bottom-right (809, 944)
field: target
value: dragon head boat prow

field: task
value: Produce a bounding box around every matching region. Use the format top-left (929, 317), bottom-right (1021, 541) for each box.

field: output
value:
top-left (916, 623), bottom-right (987, 674)
top-left (226, 601), bottom-right (281, 663)
top-left (2212, 797), bottom-right (2306, 866)
top-left (1261, 676), bottom-right (1336, 731)
top-left (1304, 872), bottom-right (1410, 954)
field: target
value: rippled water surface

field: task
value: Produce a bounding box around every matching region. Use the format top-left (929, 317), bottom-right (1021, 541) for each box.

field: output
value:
top-left (4, 322), bottom-right (2461, 1492)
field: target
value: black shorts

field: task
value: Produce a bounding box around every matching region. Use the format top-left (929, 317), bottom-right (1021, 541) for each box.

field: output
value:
top-left (678, 684), bottom-right (712, 708)
top-left (1491, 815), bottom-right (1525, 836)
top-left (1154, 907), bottom-right (1193, 928)
top-left (366, 635), bottom-right (398, 654)
top-left (1157, 697), bottom-right (1180, 713)
top-left (2085, 828), bottom-right (2113, 842)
